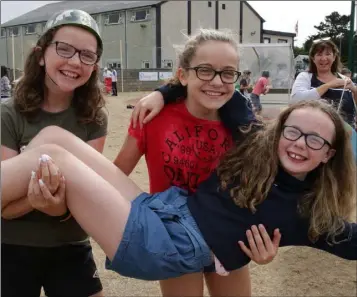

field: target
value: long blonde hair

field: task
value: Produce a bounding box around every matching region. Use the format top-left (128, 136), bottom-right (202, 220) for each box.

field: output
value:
top-left (166, 28), bottom-right (239, 86)
top-left (218, 100), bottom-right (356, 242)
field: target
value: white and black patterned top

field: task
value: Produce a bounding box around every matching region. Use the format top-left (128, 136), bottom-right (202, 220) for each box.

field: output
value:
top-left (291, 71), bottom-right (356, 128)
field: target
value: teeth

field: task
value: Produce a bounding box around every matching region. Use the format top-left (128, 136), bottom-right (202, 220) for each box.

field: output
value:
top-left (205, 91), bottom-right (222, 96)
top-left (62, 70), bottom-right (79, 78)
top-left (288, 152), bottom-right (305, 160)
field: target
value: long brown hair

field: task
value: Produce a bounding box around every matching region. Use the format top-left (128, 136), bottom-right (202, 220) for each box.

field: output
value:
top-left (308, 40), bottom-right (343, 74)
top-left (218, 100), bottom-right (356, 242)
top-left (13, 26), bottom-right (105, 124)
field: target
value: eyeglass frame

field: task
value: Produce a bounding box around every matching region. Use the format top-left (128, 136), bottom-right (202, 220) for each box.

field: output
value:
top-left (282, 125), bottom-right (332, 150)
top-left (50, 41), bottom-right (99, 65)
top-left (186, 66), bottom-right (241, 84)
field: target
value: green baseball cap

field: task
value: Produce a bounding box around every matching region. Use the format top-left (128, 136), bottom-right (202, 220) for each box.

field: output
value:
top-left (43, 9), bottom-right (103, 51)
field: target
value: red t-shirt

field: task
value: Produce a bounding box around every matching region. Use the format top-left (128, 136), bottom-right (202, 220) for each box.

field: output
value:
top-left (252, 77), bottom-right (268, 96)
top-left (129, 101), bottom-right (233, 193)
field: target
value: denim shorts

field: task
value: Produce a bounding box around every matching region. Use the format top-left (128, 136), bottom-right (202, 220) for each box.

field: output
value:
top-left (105, 187), bottom-right (213, 280)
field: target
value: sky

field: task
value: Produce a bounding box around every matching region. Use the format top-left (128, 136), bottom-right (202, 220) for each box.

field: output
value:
top-left (1, 1), bottom-right (356, 47)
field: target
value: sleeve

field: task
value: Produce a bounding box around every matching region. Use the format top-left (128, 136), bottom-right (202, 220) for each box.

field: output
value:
top-left (218, 91), bottom-right (257, 141)
top-left (1, 102), bottom-right (20, 151)
top-left (127, 119), bottom-right (146, 154)
top-left (310, 222), bottom-right (357, 260)
top-left (155, 84), bottom-right (187, 105)
top-left (87, 109), bottom-right (108, 141)
top-left (290, 72), bottom-right (320, 103)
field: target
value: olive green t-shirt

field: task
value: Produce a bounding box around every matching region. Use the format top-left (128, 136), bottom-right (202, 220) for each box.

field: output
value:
top-left (1, 98), bottom-right (108, 247)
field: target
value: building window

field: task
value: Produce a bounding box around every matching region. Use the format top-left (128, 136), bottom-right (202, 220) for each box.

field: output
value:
top-left (131, 9), bottom-right (150, 22)
top-left (109, 62), bottom-right (121, 69)
top-left (9, 27), bottom-right (19, 36)
top-left (208, 1), bottom-right (212, 7)
top-left (263, 37), bottom-right (271, 44)
top-left (163, 59), bottom-right (173, 68)
top-left (222, 4), bottom-right (226, 9)
top-left (25, 24), bottom-right (36, 35)
top-left (1, 28), bottom-right (6, 38)
top-left (278, 39), bottom-right (288, 43)
top-left (105, 12), bottom-right (123, 25)
top-left (142, 61), bottom-right (150, 69)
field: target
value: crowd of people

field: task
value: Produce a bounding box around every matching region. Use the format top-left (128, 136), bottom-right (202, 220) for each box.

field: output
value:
top-left (1, 9), bottom-right (356, 297)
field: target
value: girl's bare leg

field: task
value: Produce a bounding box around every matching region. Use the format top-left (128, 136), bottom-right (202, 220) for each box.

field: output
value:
top-left (2, 125), bottom-right (141, 203)
top-left (159, 273), bottom-right (204, 297)
top-left (205, 265), bottom-right (251, 297)
top-left (1, 143), bottom-right (140, 259)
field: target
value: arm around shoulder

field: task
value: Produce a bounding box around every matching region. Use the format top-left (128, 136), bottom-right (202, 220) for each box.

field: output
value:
top-left (156, 83), bottom-right (187, 105)
top-left (311, 222), bottom-right (357, 260)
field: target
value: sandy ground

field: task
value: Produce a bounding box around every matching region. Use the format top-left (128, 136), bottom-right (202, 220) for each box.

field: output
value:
top-left (89, 93), bottom-right (355, 296)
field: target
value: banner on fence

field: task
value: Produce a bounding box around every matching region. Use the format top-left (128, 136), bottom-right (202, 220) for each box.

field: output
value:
top-left (139, 72), bottom-right (158, 81)
top-left (159, 72), bottom-right (173, 80)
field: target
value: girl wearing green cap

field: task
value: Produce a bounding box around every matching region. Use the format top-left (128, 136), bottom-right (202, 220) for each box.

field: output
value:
top-left (1, 9), bottom-right (106, 297)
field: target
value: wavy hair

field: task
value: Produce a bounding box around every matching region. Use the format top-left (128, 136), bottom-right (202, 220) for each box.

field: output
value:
top-left (218, 100), bottom-right (356, 242)
top-left (13, 26), bottom-right (105, 124)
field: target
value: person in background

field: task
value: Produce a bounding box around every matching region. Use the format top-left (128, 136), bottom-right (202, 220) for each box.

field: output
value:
top-left (290, 38), bottom-right (356, 129)
top-left (103, 67), bottom-right (112, 94)
top-left (110, 66), bottom-right (118, 96)
top-left (250, 70), bottom-right (270, 115)
top-left (239, 70), bottom-right (252, 97)
top-left (1, 65), bottom-right (11, 101)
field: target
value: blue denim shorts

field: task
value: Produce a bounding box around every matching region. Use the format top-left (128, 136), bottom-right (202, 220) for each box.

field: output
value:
top-left (105, 187), bottom-right (213, 280)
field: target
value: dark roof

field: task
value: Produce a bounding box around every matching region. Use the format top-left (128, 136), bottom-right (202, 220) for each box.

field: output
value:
top-left (263, 29), bottom-right (296, 38)
top-left (244, 1), bottom-right (265, 22)
top-left (1, 1), bottom-right (163, 27)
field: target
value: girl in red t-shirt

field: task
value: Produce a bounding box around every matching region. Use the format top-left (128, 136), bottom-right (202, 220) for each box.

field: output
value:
top-left (113, 29), bottom-right (278, 297)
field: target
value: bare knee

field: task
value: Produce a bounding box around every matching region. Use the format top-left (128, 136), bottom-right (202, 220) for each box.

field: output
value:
top-left (34, 143), bottom-right (71, 161)
top-left (28, 126), bottom-right (71, 149)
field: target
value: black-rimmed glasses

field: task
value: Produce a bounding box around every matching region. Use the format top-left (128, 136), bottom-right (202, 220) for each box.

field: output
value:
top-left (282, 125), bottom-right (332, 150)
top-left (186, 66), bottom-right (241, 84)
top-left (51, 41), bottom-right (99, 65)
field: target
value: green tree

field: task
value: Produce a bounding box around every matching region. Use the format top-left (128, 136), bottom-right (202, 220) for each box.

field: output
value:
top-left (303, 11), bottom-right (350, 63)
top-left (293, 46), bottom-right (308, 57)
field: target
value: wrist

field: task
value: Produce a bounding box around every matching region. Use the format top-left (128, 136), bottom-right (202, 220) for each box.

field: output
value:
top-left (42, 205), bottom-right (68, 217)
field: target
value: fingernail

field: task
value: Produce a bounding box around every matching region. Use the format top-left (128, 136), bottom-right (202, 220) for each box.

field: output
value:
top-left (41, 154), bottom-right (51, 162)
top-left (39, 179), bottom-right (44, 186)
top-left (31, 171), bottom-right (36, 178)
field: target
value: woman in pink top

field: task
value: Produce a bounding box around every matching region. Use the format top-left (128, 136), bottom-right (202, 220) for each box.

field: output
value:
top-left (251, 71), bottom-right (270, 114)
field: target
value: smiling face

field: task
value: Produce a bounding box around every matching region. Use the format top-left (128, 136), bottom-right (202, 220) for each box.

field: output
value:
top-left (40, 25), bottom-right (98, 93)
top-left (178, 40), bottom-right (239, 114)
top-left (311, 45), bottom-right (336, 73)
top-left (277, 107), bottom-right (336, 180)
